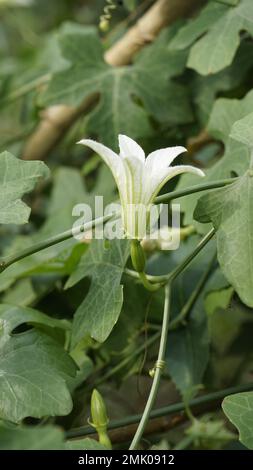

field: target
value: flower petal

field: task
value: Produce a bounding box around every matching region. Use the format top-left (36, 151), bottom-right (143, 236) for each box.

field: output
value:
top-left (78, 138), bottom-right (124, 185)
top-left (120, 157), bottom-right (146, 238)
top-left (118, 135), bottom-right (145, 162)
top-left (145, 146), bottom-right (187, 172)
top-left (168, 165), bottom-right (205, 179)
top-left (145, 164), bottom-right (205, 204)
top-left (122, 156), bottom-right (144, 204)
top-left (78, 138), bottom-right (118, 168)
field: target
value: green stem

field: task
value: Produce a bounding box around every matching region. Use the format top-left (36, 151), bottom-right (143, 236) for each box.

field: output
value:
top-left (95, 254), bottom-right (216, 389)
top-left (0, 212), bottom-right (116, 273)
top-left (169, 252), bottom-right (216, 330)
top-left (66, 381), bottom-right (253, 439)
top-left (124, 267), bottom-right (165, 283)
top-left (97, 429), bottom-right (112, 449)
top-left (129, 284), bottom-right (171, 450)
top-left (125, 229), bottom-right (215, 285)
top-left (128, 230), bottom-right (215, 449)
top-left (0, 74), bottom-right (51, 107)
top-left (0, 176), bottom-right (229, 273)
top-left (138, 271), bottom-right (162, 291)
top-left (93, 330), bottom-right (161, 388)
top-left (168, 228), bottom-right (215, 282)
top-left (155, 178), bottom-right (236, 204)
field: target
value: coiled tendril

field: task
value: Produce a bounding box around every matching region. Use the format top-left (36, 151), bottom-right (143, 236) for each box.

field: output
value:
top-left (99, 0), bottom-right (123, 32)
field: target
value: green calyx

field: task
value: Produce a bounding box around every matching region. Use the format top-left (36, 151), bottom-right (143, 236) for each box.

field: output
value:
top-left (131, 239), bottom-right (162, 292)
top-left (130, 239), bottom-right (146, 273)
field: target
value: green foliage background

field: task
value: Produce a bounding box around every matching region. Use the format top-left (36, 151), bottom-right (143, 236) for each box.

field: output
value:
top-left (0, 0), bottom-right (253, 450)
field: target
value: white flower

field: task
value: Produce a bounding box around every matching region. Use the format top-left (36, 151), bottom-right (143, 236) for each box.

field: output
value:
top-left (78, 135), bottom-right (205, 239)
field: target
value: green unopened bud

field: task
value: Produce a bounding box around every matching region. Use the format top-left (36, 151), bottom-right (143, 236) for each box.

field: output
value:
top-left (90, 389), bottom-right (112, 449)
top-left (91, 389), bottom-right (108, 427)
top-left (131, 239), bottom-right (146, 273)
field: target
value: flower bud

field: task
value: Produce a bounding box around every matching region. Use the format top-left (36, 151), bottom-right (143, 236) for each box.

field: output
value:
top-left (131, 239), bottom-right (146, 273)
top-left (90, 389), bottom-right (112, 449)
top-left (91, 389), bottom-right (108, 427)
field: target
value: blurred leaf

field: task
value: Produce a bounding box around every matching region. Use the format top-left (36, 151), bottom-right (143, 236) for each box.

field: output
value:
top-left (164, 245), bottom-right (228, 399)
top-left (0, 99), bottom-right (36, 154)
top-left (0, 0), bottom-right (34, 8)
top-left (68, 346), bottom-right (93, 392)
top-left (208, 296), bottom-right (253, 355)
top-left (205, 286), bottom-right (233, 317)
top-left (155, 237), bottom-right (216, 399)
top-left (222, 392), bottom-right (253, 449)
top-left (0, 424), bottom-right (66, 450)
top-left (102, 279), bottom-right (153, 355)
top-left (0, 166), bottom-right (113, 295)
top-left (150, 439), bottom-right (170, 451)
top-left (170, 2), bottom-right (227, 52)
top-left (230, 112), bottom-right (253, 148)
top-left (123, 0), bottom-right (137, 11)
top-left (0, 423), bottom-right (106, 450)
top-left (194, 173), bottom-right (253, 307)
top-left (66, 438), bottom-right (107, 450)
top-left (208, 91), bottom-right (253, 145)
top-left (173, 0), bottom-right (253, 75)
top-left (1, 278), bottom-right (44, 306)
top-left (0, 303), bottom-right (70, 332)
top-left (176, 90), bottom-right (253, 231)
top-left (186, 415), bottom-right (235, 449)
top-left (0, 304), bottom-right (76, 422)
top-left (67, 239), bottom-right (130, 345)
top-left (0, 151), bottom-right (49, 225)
top-left (192, 42), bottom-right (253, 125)
top-left (40, 24), bottom-right (189, 149)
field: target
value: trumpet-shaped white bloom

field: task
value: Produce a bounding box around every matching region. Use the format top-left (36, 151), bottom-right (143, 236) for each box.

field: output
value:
top-left (78, 135), bottom-right (205, 239)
